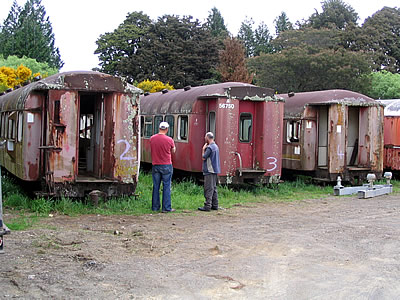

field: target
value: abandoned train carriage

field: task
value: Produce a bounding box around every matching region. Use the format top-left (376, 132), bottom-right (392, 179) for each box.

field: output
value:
top-left (0, 71), bottom-right (141, 197)
top-left (140, 82), bottom-right (285, 184)
top-left (279, 90), bottom-right (384, 183)
top-left (377, 99), bottom-right (400, 171)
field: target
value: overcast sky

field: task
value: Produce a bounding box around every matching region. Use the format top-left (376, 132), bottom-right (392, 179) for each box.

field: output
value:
top-left (0, 0), bottom-right (398, 72)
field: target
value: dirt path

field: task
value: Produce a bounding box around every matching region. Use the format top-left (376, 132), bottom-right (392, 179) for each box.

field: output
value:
top-left (1, 194), bottom-right (400, 299)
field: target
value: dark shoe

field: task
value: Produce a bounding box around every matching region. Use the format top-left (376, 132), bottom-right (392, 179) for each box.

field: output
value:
top-left (161, 209), bottom-right (176, 213)
top-left (198, 207), bottom-right (211, 212)
top-left (211, 207), bottom-right (218, 210)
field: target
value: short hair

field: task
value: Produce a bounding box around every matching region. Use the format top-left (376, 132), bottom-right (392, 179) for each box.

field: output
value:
top-left (205, 132), bottom-right (214, 139)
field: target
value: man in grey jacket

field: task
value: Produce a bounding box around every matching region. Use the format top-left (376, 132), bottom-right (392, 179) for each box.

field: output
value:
top-left (198, 132), bottom-right (221, 212)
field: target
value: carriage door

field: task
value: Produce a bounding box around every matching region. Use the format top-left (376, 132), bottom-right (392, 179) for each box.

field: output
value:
top-left (347, 107), bottom-right (359, 166)
top-left (318, 106), bottom-right (328, 167)
top-left (238, 101), bottom-right (255, 169)
top-left (78, 93), bottom-right (104, 178)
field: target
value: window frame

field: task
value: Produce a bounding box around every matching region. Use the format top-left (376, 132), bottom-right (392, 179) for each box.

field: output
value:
top-left (144, 116), bottom-right (153, 138)
top-left (153, 115), bottom-right (163, 135)
top-left (208, 111), bottom-right (216, 136)
top-left (286, 120), bottom-right (301, 143)
top-left (239, 112), bottom-right (253, 143)
top-left (17, 111), bottom-right (23, 142)
top-left (177, 115), bottom-right (189, 141)
top-left (164, 115), bottom-right (175, 138)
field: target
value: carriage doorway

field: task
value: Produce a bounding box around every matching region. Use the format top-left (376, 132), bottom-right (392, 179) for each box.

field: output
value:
top-left (78, 93), bottom-right (104, 178)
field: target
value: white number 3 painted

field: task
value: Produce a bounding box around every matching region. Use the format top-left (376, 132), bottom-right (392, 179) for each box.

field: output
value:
top-left (266, 156), bottom-right (277, 172)
top-left (117, 139), bottom-right (134, 161)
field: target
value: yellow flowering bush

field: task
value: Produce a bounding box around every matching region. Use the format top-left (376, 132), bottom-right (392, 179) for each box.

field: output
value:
top-left (137, 80), bottom-right (174, 93)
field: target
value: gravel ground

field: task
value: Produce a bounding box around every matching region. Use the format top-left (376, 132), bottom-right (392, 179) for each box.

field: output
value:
top-left (1, 193), bottom-right (400, 299)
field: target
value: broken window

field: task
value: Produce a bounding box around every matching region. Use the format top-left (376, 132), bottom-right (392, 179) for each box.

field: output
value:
top-left (286, 120), bottom-right (301, 143)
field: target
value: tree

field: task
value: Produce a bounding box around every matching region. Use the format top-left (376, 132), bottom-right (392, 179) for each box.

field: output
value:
top-left (363, 71), bottom-right (400, 99)
top-left (248, 47), bottom-right (373, 93)
top-left (0, 55), bottom-right (58, 76)
top-left (205, 7), bottom-right (229, 39)
top-left (217, 37), bottom-right (253, 83)
top-left (359, 7), bottom-right (400, 73)
top-left (95, 11), bottom-right (152, 78)
top-left (237, 17), bottom-right (255, 57)
top-left (136, 80), bottom-right (174, 93)
top-left (95, 13), bottom-right (220, 88)
top-left (309, 0), bottom-right (358, 30)
top-left (274, 12), bottom-right (293, 35)
top-left (0, 0), bottom-right (63, 69)
top-left (272, 27), bottom-right (341, 52)
top-left (254, 22), bottom-right (273, 56)
top-left (0, 0), bottom-right (21, 56)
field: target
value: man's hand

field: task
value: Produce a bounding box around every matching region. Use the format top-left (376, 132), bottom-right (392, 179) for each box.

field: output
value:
top-left (202, 143), bottom-right (208, 151)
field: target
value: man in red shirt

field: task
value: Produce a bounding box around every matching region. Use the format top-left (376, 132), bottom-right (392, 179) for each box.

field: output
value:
top-left (150, 122), bottom-right (176, 212)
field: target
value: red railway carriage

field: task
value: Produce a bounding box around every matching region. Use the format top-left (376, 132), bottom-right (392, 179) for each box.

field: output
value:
top-left (140, 82), bottom-right (284, 184)
top-left (377, 99), bottom-right (400, 171)
top-left (0, 71), bottom-right (141, 197)
top-left (279, 90), bottom-right (384, 183)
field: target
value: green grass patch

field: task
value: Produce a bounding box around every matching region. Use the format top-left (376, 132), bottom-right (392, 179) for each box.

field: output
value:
top-left (2, 172), bottom-right (400, 230)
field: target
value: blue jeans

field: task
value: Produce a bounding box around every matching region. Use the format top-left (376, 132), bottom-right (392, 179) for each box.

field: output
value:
top-left (152, 164), bottom-right (173, 211)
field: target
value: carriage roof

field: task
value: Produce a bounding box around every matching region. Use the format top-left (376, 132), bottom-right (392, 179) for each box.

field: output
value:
top-left (0, 71), bottom-right (141, 111)
top-left (140, 82), bottom-right (279, 115)
top-left (279, 89), bottom-right (383, 118)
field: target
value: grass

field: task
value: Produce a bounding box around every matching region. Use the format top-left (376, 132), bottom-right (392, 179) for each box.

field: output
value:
top-left (1, 172), bottom-right (399, 231)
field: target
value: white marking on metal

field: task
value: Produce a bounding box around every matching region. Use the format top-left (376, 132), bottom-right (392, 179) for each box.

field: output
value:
top-left (117, 139), bottom-right (134, 160)
top-left (266, 156), bottom-right (278, 171)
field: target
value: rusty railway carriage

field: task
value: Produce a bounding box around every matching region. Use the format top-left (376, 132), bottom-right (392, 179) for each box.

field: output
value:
top-left (280, 90), bottom-right (384, 183)
top-left (0, 71), bottom-right (141, 197)
top-left (377, 99), bottom-right (400, 171)
top-left (140, 82), bottom-right (284, 184)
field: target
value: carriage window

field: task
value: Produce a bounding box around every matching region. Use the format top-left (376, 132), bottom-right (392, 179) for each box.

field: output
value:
top-left (1, 113), bottom-right (5, 138)
top-left (154, 115), bottom-right (163, 134)
top-left (144, 116), bottom-right (153, 138)
top-left (165, 115), bottom-right (174, 138)
top-left (286, 120), bottom-right (301, 143)
top-left (239, 113), bottom-right (252, 142)
top-left (209, 111), bottom-right (216, 135)
top-left (80, 114), bottom-right (93, 139)
top-left (17, 112), bottom-right (23, 142)
top-left (0, 113), bottom-right (3, 138)
top-left (8, 118), bottom-right (16, 139)
top-left (178, 115), bottom-right (188, 140)
top-left (54, 100), bottom-right (61, 124)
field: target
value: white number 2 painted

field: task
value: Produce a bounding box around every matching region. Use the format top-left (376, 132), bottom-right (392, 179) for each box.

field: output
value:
top-left (266, 156), bottom-right (278, 172)
top-left (117, 139), bottom-right (134, 161)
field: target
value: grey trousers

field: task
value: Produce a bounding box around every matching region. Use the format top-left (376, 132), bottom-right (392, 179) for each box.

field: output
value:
top-left (204, 174), bottom-right (218, 208)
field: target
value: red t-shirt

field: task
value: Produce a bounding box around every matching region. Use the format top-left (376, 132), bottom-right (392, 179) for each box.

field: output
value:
top-left (150, 134), bottom-right (175, 165)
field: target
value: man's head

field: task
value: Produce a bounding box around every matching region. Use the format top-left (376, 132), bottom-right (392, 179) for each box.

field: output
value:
top-left (159, 121), bottom-right (169, 134)
top-left (205, 132), bottom-right (214, 143)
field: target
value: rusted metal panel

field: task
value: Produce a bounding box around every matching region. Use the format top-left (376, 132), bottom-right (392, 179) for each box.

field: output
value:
top-left (328, 104), bottom-right (346, 173)
top-left (113, 93), bottom-right (139, 183)
top-left (301, 119), bottom-right (317, 170)
top-left (48, 91), bottom-right (78, 183)
top-left (368, 106), bottom-right (384, 172)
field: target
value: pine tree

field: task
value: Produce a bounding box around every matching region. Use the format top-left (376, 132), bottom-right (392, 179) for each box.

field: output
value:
top-left (254, 22), bottom-right (273, 56)
top-left (274, 12), bottom-right (293, 35)
top-left (0, 0), bottom-right (63, 69)
top-left (237, 17), bottom-right (255, 57)
top-left (217, 37), bottom-right (253, 83)
top-left (205, 7), bottom-right (229, 39)
top-left (0, 0), bottom-right (21, 55)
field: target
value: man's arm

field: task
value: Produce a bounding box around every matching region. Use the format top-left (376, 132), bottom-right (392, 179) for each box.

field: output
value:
top-left (202, 144), bottom-right (210, 161)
